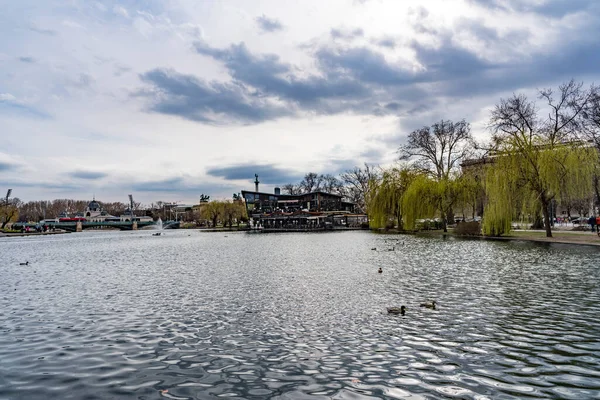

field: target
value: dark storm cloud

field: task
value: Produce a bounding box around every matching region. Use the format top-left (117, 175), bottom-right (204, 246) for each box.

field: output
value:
top-left (195, 42), bottom-right (368, 105)
top-left (69, 170), bottom-right (108, 180)
top-left (139, 68), bottom-right (292, 123)
top-left (359, 147), bottom-right (386, 161)
top-left (411, 39), bottom-right (493, 82)
top-left (315, 46), bottom-right (414, 85)
top-left (467, 0), bottom-right (596, 17)
top-left (29, 26), bottom-right (57, 36)
top-left (531, 0), bottom-right (596, 17)
top-left (18, 56), bottom-right (36, 63)
top-left (0, 179), bottom-right (81, 190)
top-left (330, 27), bottom-right (364, 40)
top-left (206, 164), bottom-right (303, 184)
top-left (0, 161), bottom-right (19, 171)
top-left (255, 15), bottom-right (284, 33)
top-left (374, 37), bottom-right (396, 49)
top-left (140, 5), bottom-right (600, 126)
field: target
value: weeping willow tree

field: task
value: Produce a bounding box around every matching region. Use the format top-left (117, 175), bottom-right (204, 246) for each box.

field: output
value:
top-left (402, 173), bottom-right (469, 231)
top-left (398, 119), bottom-right (475, 231)
top-left (367, 166), bottom-right (419, 230)
top-left (454, 169), bottom-right (484, 220)
top-left (483, 143), bottom-right (595, 236)
top-left (402, 175), bottom-right (437, 230)
top-left (486, 83), bottom-right (597, 237)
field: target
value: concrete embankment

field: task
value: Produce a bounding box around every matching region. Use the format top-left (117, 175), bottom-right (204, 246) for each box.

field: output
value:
top-left (0, 230), bottom-right (69, 238)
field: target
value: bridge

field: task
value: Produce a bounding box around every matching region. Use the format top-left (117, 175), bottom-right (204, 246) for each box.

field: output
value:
top-left (13, 220), bottom-right (180, 232)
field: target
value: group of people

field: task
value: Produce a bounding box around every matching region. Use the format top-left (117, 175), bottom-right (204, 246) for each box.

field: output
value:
top-left (19, 224), bottom-right (55, 233)
top-left (588, 216), bottom-right (600, 232)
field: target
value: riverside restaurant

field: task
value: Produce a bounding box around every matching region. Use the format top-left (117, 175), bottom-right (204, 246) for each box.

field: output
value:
top-left (242, 182), bottom-right (368, 231)
top-left (256, 210), bottom-right (368, 232)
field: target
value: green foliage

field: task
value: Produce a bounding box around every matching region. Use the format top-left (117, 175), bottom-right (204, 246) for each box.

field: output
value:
top-left (482, 142), bottom-right (595, 236)
top-left (367, 166), bottom-right (418, 229)
top-left (482, 160), bottom-right (514, 236)
top-left (200, 201), bottom-right (224, 227)
top-left (0, 204), bottom-right (19, 229)
top-left (402, 174), bottom-right (436, 230)
top-left (402, 174), bottom-right (467, 231)
top-left (454, 170), bottom-right (483, 219)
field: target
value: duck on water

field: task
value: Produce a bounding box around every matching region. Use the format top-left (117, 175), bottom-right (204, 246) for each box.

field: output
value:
top-left (420, 301), bottom-right (436, 309)
top-left (387, 306), bottom-right (406, 315)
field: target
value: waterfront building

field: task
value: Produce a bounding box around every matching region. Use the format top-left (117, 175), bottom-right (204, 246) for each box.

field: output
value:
top-left (241, 176), bottom-right (367, 231)
top-left (83, 198), bottom-right (118, 222)
top-left (241, 188), bottom-right (355, 215)
top-left (83, 198), bottom-right (152, 223)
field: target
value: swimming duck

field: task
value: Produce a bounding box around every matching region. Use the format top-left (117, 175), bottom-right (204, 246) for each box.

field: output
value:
top-left (387, 306), bottom-right (406, 315)
top-left (378, 267), bottom-right (383, 273)
top-left (19, 261), bottom-right (29, 266)
top-left (420, 301), bottom-right (436, 309)
top-left (371, 248), bottom-right (376, 250)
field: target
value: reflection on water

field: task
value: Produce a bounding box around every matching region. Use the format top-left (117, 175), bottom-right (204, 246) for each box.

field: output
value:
top-left (1, 231), bottom-right (599, 399)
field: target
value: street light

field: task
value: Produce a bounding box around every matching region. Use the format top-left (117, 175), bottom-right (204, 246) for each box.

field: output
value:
top-left (3, 189), bottom-right (12, 226)
top-left (128, 194), bottom-right (134, 224)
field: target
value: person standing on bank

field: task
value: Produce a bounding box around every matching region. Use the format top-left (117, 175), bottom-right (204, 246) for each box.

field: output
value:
top-left (589, 215), bottom-right (596, 233)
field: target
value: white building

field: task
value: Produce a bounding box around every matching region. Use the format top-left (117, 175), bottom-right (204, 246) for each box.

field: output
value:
top-left (84, 198), bottom-right (153, 223)
top-left (84, 198), bottom-right (117, 222)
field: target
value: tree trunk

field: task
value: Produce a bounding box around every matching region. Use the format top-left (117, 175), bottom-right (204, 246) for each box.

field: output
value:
top-left (593, 174), bottom-right (600, 215)
top-left (541, 197), bottom-right (552, 238)
top-left (441, 207), bottom-right (448, 232)
top-left (397, 213), bottom-right (403, 231)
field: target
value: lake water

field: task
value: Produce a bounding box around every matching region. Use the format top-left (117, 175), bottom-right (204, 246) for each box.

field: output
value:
top-left (1, 230), bottom-right (599, 399)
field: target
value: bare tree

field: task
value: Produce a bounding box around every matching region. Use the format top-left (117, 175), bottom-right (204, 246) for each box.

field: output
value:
top-left (282, 183), bottom-right (301, 195)
top-left (299, 172), bottom-right (323, 193)
top-left (539, 79), bottom-right (597, 144)
top-left (340, 163), bottom-right (380, 214)
top-left (399, 119), bottom-right (473, 180)
top-left (320, 174), bottom-right (345, 196)
top-left (488, 80), bottom-right (597, 237)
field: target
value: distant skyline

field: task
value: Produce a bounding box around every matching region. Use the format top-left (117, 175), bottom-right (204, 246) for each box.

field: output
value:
top-left (2, 0), bottom-right (600, 203)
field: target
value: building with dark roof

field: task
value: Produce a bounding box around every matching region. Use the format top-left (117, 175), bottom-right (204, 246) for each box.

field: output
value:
top-left (241, 177), bottom-right (367, 231)
top-left (241, 189), bottom-right (355, 216)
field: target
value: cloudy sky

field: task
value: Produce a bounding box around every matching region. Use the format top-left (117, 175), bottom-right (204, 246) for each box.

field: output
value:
top-left (1, 0), bottom-right (599, 204)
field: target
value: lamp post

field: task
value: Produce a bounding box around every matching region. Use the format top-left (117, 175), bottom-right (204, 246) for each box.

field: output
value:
top-left (3, 189), bottom-right (12, 226)
top-left (128, 194), bottom-right (134, 226)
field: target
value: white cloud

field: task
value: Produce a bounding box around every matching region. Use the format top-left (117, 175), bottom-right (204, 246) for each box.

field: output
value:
top-left (0, 93), bottom-right (17, 102)
top-left (113, 6), bottom-right (129, 19)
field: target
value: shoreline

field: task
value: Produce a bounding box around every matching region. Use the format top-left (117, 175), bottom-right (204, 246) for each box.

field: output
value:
top-left (3, 226), bottom-right (600, 247)
top-left (413, 229), bottom-right (600, 247)
top-left (0, 230), bottom-right (69, 238)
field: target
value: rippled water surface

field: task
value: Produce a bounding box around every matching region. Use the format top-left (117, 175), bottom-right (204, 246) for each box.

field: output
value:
top-left (1, 230), bottom-right (600, 399)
